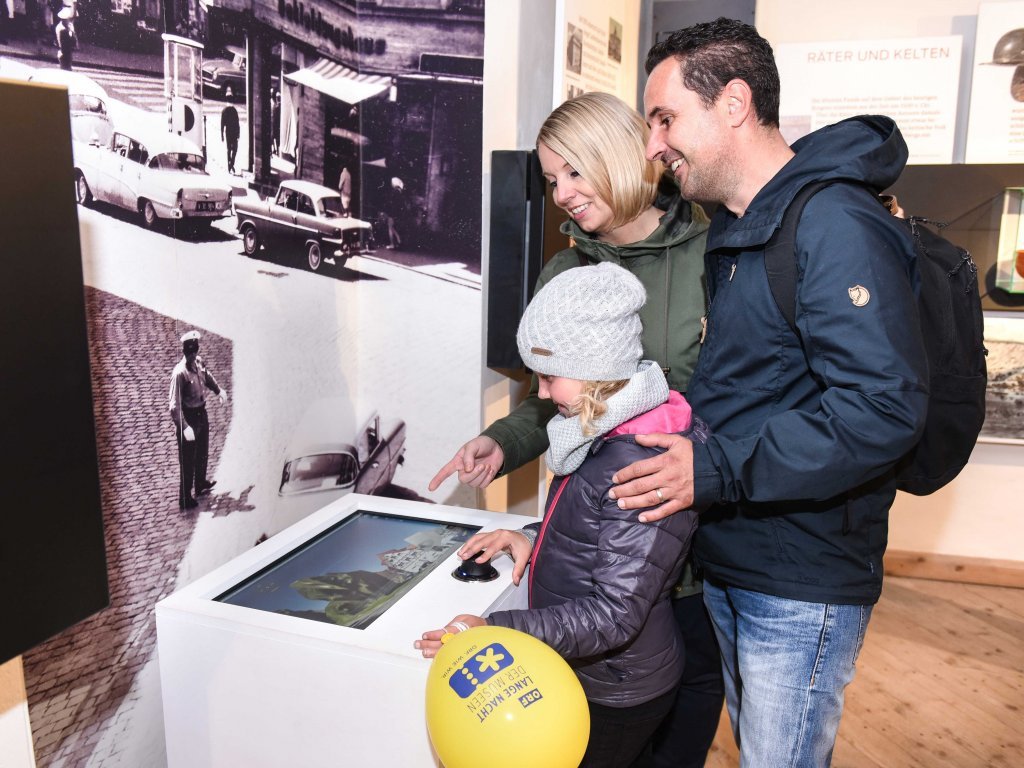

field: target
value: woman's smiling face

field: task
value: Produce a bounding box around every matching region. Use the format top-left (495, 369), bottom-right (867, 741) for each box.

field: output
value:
top-left (537, 141), bottom-right (614, 235)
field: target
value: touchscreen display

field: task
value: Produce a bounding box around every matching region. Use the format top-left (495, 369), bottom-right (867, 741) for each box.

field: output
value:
top-left (216, 511), bottom-right (478, 629)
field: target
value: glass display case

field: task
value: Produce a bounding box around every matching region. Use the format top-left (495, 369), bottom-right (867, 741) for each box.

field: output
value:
top-left (995, 187), bottom-right (1024, 294)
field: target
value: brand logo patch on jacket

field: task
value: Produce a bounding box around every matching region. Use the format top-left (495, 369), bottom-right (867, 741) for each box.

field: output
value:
top-left (848, 285), bottom-right (871, 307)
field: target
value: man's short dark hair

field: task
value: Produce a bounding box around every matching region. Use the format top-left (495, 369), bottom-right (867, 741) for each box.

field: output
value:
top-left (645, 17), bottom-right (781, 127)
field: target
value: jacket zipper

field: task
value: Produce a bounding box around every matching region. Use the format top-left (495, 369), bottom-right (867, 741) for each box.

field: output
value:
top-left (528, 475), bottom-right (572, 608)
top-left (663, 247), bottom-right (671, 373)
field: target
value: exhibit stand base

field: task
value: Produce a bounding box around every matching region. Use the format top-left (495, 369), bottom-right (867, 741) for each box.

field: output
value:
top-left (155, 494), bottom-right (536, 767)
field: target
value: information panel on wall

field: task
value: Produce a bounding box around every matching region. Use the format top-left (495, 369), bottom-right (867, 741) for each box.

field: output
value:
top-left (965, 0), bottom-right (1024, 163)
top-left (776, 36), bottom-right (962, 164)
top-left (553, 0), bottom-right (639, 106)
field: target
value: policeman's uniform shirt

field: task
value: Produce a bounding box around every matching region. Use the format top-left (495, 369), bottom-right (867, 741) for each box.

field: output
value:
top-left (168, 356), bottom-right (221, 427)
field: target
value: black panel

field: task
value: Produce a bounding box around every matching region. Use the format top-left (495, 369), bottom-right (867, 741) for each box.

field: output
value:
top-left (0, 80), bottom-right (109, 665)
top-left (486, 150), bottom-right (547, 369)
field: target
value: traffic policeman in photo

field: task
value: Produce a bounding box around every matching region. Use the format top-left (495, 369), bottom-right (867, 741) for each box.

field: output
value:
top-left (169, 330), bottom-right (227, 509)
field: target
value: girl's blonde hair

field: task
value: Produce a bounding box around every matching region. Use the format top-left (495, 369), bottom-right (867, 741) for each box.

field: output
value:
top-left (571, 379), bottom-right (630, 436)
top-left (537, 92), bottom-right (661, 232)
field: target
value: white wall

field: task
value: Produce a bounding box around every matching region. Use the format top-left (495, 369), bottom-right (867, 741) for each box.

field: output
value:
top-left (0, 659), bottom-right (36, 768)
top-left (755, 0), bottom-right (1024, 563)
top-left (478, 1), bottom-right (557, 518)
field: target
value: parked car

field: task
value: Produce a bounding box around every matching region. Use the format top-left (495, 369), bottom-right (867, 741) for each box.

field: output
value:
top-left (73, 124), bottom-right (232, 232)
top-left (20, 67), bottom-right (115, 148)
top-left (278, 399), bottom-right (406, 519)
top-left (234, 179), bottom-right (374, 271)
top-left (201, 45), bottom-right (247, 101)
top-left (0, 57), bottom-right (36, 81)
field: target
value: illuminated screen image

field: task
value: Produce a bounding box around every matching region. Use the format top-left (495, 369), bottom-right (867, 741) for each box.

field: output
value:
top-left (216, 511), bottom-right (478, 629)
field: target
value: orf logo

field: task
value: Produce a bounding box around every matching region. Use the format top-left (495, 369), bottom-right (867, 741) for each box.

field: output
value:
top-left (448, 643), bottom-right (514, 698)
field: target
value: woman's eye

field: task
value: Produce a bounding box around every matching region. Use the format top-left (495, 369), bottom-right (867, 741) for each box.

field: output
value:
top-left (569, 170), bottom-right (580, 179)
top-left (548, 180), bottom-right (557, 189)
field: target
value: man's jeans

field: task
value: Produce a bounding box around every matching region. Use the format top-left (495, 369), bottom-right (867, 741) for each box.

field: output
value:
top-left (703, 581), bottom-right (872, 767)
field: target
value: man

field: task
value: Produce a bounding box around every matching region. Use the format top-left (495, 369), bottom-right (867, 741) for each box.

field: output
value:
top-left (55, 8), bottom-right (76, 71)
top-left (338, 164), bottom-right (352, 213)
top-left (169, 330), bottom-right (227, 510)
top-left (610, 18), bottom-right (929, 766)
top-left (271, 90), bottom-right (281, 154)
top-left (221, 104), bottom-right (240, 174)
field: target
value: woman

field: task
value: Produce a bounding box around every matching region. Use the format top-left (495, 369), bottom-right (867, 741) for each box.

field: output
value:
top-left (429, 92), bottom-right (722, 768)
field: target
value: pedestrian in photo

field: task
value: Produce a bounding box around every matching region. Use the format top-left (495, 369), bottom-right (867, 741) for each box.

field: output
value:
top-left (338, 164), bottom-right (352, 214)
top-left (43, 0), bottom-right (58, 35)
top-left (382, 176), bottom-right (404, 249)
top-left (55, 7), bottom-right (76, 71)
top-left (609, 18), bottom-right (929, 766)
top-left (221, 104), bottom-right (240, 174)
top-left (418, 263), bottom-right (710, 768)
top-left (168, 330), bottom-right (228, 510)
top-left (429, 92), bottom-right (722, 768)
top-left (270, 90), bottom-right (281, 154)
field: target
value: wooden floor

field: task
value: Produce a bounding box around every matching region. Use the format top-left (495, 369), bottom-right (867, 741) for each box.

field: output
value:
top-left (704, 577), bottom-right (1024, 767)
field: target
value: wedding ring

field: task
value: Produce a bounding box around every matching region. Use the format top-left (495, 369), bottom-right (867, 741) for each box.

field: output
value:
top-left (655, 488), bottom-right (664, 502)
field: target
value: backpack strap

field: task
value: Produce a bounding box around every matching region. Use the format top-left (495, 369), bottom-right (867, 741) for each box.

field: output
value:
top-left (763, 180), bottom-right (838, 334)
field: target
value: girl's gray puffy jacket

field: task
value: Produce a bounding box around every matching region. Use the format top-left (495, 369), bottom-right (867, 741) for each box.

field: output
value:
top-left (487, 410), bottom-right (709, 707)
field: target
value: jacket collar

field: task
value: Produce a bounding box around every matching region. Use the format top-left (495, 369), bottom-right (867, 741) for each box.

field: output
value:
top-left (708, 115), bottom-right (908, 251)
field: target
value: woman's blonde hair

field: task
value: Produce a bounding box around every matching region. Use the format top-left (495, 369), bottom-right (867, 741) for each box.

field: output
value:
top-left (571, 379), bottom-right (630, 437)
top-left (537, 92), bottom-right (661, 232)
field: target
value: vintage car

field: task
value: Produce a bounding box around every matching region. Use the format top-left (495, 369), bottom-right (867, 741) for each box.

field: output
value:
top-left (13, 66), bottom-right (115, 148)
top-left (0, 57), bottom-right (36, 80)
top-left (234, 179), bottom-right (374, 271)
top-left (278, 399), bottom-right (406, 519)
top-left (201, 45), bottom-right (247, 101)
top-left (73, 124), bottom-right (232, 232)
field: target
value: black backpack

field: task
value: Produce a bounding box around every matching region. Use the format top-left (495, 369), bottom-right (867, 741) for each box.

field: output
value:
top-left (765, 180), bottom-right (987, 495)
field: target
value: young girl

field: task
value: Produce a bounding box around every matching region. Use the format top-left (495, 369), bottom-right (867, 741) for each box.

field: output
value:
top-left (416, 262), bottom-right (708, 768)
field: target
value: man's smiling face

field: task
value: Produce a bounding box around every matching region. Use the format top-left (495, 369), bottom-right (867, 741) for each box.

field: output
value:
top-left (644, 57), bottom-right (734, 204)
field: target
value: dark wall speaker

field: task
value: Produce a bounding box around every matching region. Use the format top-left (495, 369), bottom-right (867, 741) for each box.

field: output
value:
top-left (0, 80), bottom-right (109, 664)
top-left (486, 150), bottom-right (547, 370)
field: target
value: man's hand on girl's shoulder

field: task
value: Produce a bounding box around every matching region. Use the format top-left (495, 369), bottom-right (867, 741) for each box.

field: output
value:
top-left (609, 433), bottom-right (694, 522)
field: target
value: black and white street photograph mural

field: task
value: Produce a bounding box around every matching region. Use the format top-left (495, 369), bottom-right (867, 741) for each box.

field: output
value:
top-left (1, 0), bottom-right (485, 764)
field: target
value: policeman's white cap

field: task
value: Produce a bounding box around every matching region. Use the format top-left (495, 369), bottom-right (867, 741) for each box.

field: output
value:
top-left (180, 330), bottom-right (201, 344)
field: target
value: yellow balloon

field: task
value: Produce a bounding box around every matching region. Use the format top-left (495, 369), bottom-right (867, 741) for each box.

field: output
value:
top-left (425, 625), bottom-right (589, 768)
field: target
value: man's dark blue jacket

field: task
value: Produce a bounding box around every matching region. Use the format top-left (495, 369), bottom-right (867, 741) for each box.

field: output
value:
top-left (689, 115), bottom-right (929, 605)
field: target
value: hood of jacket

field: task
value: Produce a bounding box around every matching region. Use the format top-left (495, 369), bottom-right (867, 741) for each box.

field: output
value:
top-left (708, 115), bottom-right (908, 250)
top-left (559, 178), bottom-right (710, 263)
top-left (606, 390), bottom-right (692, 438)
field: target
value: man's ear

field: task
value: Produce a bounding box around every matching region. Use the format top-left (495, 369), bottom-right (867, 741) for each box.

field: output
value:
top-left (720, 79), bottom-right (753, 126)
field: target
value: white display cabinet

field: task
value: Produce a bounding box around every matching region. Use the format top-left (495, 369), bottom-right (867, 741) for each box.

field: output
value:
top-left (995, 187), bottom-right (1024, 294)
top-left (155, 494), bottom-right (536, 768)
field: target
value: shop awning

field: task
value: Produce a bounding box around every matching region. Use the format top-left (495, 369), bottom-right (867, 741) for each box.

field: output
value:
top-left (284, 60), bottom-right (391, 105)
